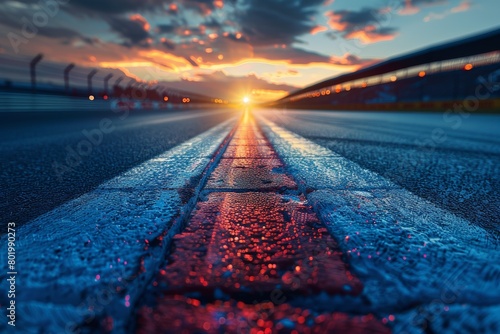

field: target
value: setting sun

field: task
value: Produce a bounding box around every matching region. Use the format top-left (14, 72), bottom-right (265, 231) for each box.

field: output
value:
top-left (243, 96), bottom-right (250, 104)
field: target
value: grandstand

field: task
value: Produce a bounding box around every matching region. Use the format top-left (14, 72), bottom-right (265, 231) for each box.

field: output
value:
top-left (270, 28), bottom-right (500, 111)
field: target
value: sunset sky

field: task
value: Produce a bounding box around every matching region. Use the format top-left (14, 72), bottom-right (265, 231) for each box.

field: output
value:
top-left (0, 0), bottom-right (498, 102)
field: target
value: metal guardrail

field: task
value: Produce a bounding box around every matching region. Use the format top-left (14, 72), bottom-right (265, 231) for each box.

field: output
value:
top-left (0, 92), bottom-right (188, 112)
top-left (0, 92), bottom-right (111, 112)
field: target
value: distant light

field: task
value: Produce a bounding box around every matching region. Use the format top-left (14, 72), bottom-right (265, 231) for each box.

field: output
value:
top-left (464, 63), bottom-right (473, 71)
top-left (88, 95), bottom-right (95, 101)
top-left (182, 97), bottom-right (190, 103)
top-left (345, 85), bottom-right (351, 91)
top-left (218, 54), bottom-right (224, 60)
top-left (243, 96), bottom-right (250, 104)
top-left (103, 95), bottom-right (108, 100)
top-left (390, 75), bottom-right (397, 82)
top-left (361, 82), bottom-right (367, 88)
top-left (205, 48), bottom-right (213, 54)
top-left (163, 96), bottom-right (169, 102)
top-left (418, 71), bottom-right (426, 78)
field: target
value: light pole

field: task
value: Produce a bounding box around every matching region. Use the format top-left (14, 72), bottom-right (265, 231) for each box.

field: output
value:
top-left (87, 69), bottom-right (98, 94)
top-left (103, 74), bottom-right (113, 94)
top-left (64, 63), bottom-right (75, 92)
top-left (30, 53), bottom-right (43, 90)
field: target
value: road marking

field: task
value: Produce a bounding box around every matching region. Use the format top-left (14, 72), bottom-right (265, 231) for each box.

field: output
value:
top-left (258, 115), bottom-right (500, 333)
top-left (137, 112), bottom-right (390, 333)
top-left (0, 117), bottom-right (237, 333)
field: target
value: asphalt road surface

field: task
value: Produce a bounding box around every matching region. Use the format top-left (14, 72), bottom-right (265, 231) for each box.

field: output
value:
top-left (0, 108), bottom-right (232, 231)
top-left (1, 108), bottom-right (498, 334)
top-left (261, 109), bottom-right (500, 237)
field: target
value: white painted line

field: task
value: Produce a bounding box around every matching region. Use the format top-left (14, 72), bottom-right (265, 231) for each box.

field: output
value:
top-left (0, 117), bottom-right (236, 333)
top-left (258, 115), bottom-right (500, 334)
top-left (260, 118), bottom-right (396, 190)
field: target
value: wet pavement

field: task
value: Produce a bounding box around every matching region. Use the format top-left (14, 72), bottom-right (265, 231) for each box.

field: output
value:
top-left (136, 112), bottom-right (390, 333)
top-left (3, 109), bottom-right (497, 333)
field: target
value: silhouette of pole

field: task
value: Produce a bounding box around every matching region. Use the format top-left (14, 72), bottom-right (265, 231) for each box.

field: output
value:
top-left (64, 63), bottom-right (75, 91)
top-left (30, 53), bottom-right (43, 90)
top-left (103, 74), bottom-right (113, 93)
top-left (87, 69), bottom-right (98, 94)
top-left (114, 77), bottom-right (123, 87)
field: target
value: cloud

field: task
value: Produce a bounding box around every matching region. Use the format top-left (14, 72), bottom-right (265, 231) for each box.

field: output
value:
top-left (0, 0), bottom-right (386, 92)
top-left (160, 37), bottom-right (176, 50)
top-left (344, 26), bottom-right (398, 43)
top-left (181, 0), bottom-right (220, 16)
top-left (157, 24), bottom-right (178, 34)
top-left (160, 70), bottom-right (298, 101)
top-left (61, 0), bottom-right (171, 15)
top-left (254, 46), bottom-right (332, 64)
top-left (326, 7), bottom-right (398, 43)
top-left (107, 15), bottom-right (151, 47)
top-left (423, 0), bottom-right (471, 22)
top-left (399, 0), bottom-right (420, 15)
top-left (330, 53), bottom-right (375, 66)
top-left (310, 26), bottom-right (328, 35)
top-left (129, 14), bottom-right (151, 31)
top-left (0, 8), bottom-right (95, 48)
top-left (399, 0), bottom-right (447, 15)
top-left (451, 0), bottom-right (471, 13)
top-left (235, 0), bottom-right (325, 46)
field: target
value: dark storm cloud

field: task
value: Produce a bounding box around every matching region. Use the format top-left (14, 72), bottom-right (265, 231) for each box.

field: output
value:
top-left (254, 47), bottom-right (331, 64)
top-left (254, 46), bottom-right (375, 66)
top-left (107, 15), bottom-right (151, 47)
top-left (0, 10), bottom-right (94, 44)
top-left (235, 0), bottom-right (325, 46)
top-left (3, 0), bottom-right (174, 15)
top-left (160, 38), bottom-right (176, 50)
top-left (224, 33), bottom-right (249, 43)
top-left (411, 0), bottom-right (447, 5)
top-left (64, 0), bottom-right (171, 15)
top-left (326, 7), bottom-right (398, 43)
top-left (204, 18), bottom-right (223, 30)
top-left (182, 0), bottom-right (218, 15)
top-left (157, 24), bottom-right (177, 34)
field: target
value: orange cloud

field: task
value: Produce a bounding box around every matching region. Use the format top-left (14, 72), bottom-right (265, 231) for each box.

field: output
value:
top-left (310, 26), bottom-right (328, 35)
top-left (451, 0), bottom-right (471, 13)
top-left (424, 1), bottom-right (472, 22)
top-left (344, 26), bottom-right (398, 44)
top-left (214, 0), bottom-right (224, 9)
top-left (326, 8), bottom-right (398, 44)
top-left (129, 14), bottom-right (150, 31)
top-left (399, 0), bottom-right (449, 16)
top-left (399, 0), bottom-right (420, 15)
top-left (326, 12), bottom-right (348, 31)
